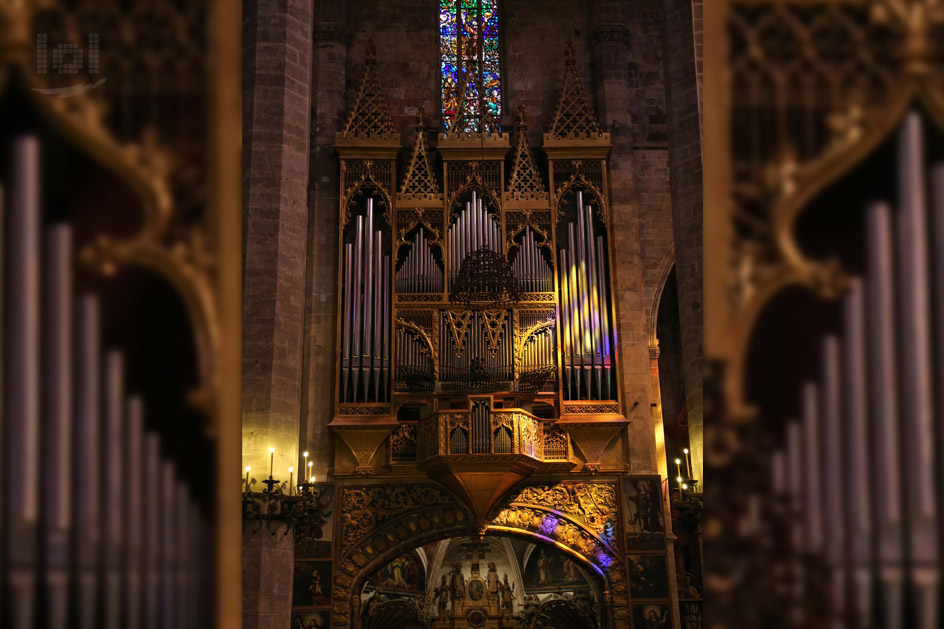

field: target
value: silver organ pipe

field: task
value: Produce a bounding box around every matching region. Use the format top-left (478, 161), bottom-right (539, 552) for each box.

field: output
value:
top-left (0, 136), bottom-right (209, 629)
top-left (762, 114), bottom-right (944, 629)
top-left (513, 226), bottom-right (553, 292)
top-left (447, 190), bottom-right (502, 287)
top-left (394, 311), bottom-right (435, 392)
top-left (471, 400), bottom-right (489, 454)
top-left (396, 228), bottom-right (443, 293)
top-left (559, 191), bottom-right (613, 400)
top-left (341, 198), bottom-right (391, 402)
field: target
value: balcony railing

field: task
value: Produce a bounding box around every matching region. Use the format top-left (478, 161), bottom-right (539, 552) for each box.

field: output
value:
top-left (415, 406), bottom-right (569, 463)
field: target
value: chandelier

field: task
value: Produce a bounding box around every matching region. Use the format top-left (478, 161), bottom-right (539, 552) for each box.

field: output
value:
top-left (448, 245), bottom-right (521, 308)
top-left (242, 456), bottom-right (333, 536)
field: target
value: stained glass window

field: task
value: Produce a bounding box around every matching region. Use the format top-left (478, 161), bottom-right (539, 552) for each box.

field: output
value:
top-left (440, 0), bottom-right (501, 133)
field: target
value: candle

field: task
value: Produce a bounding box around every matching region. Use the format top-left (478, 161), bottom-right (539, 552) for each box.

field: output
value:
top-left (308, 460), bottom-right (313, 480)
top-left (244, 466), bottom-right (250, 490)
top-left (683, 448), bottom-right (692, 478)
top-left (675, 458), bottom-right (682, 480)
top-left (269, 447), bottom-right (274, 478)
top-left (288, 467), bottom-right (294, 495)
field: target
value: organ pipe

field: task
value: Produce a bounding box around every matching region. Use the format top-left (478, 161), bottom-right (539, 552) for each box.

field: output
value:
top-left (513, 226), bottom-right (553, 292)
top-left (764, 114), bottom-right (944, 629)
top-left (558, 191), bottom-right (612, 400)
top-left (342, 198), bottom-right (391, 402)
top-left (397, 228), bottom-right (443, 293)
top-left (0, 136), bottom-right (211, 629)
top-left (448, 190), bottom-right (501, 287)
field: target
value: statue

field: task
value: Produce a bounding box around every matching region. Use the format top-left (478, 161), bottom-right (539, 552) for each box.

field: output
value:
top-left (449, 562), bottom-right (466, 602)
top-left (486, 561), bottom-right (499, 599)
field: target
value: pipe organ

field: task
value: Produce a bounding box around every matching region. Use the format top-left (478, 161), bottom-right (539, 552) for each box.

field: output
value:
top-left (332, 43), bottom-right (622, 480)
top-left (340, 199), bottom-right (392, 403)
top-left (558, 191), bottom-right (613, 401)
top-left (339, 189), bottom-right (616, 404)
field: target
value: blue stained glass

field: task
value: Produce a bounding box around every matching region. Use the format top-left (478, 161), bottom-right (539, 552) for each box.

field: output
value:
top-left (440, 0), bottom-right (501, 132)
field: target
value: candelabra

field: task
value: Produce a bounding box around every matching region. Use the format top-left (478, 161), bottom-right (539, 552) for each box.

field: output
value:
top-left (242, 467), bottom-right (333, 537)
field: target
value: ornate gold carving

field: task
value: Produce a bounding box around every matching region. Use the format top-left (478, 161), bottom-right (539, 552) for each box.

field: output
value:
top-left (338, 484), bottom-right (459, 554)
top-left (518, 292), bottom-right (556, 303)
top-left (333, 428), bottom-right (393, 473)
top-left (506, 105), bottom-right (548, 202)
top-left (514, 312), bottom-right (557, 369)
top-left (543, 423), bottom-right (571, 461)
top-left (338, 40), bottom-right (397, 140)
top-left (505, 481), bottom-right (619, 549)
top-left (546, 40), bottom-right (608, 141)
top-left (396, 293), bottom-right (442, 303)
top-left (337, 404), bottom-right (392, 416)
top-left (444, 310), bottom-right (473, 356)
top-left (395, 208), bottom-right (443, 249)
top-left (389, 423), bottom-right (418, 462)
top-left (400, 107), bottom-right (441, 198)
top-left (505, 210), bottom-right (552, 249)
top-left (562, 424), bottom-right (624, 470)
top-left (446, 162), bottom-right (503, 208)
top-left (480, 309), bottom-right (507, 354)
top-left (395, 318), bottom-right (435, 359)
top-left (562, 403), bottom-right (620, 415)
top-left (492, 505), bottom-right (613, 567)
top-left (342, 161), bottom-right (393, 226)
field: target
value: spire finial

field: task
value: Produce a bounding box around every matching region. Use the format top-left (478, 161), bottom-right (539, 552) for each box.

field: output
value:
top-left (565, 39), bottom-right (576, 62)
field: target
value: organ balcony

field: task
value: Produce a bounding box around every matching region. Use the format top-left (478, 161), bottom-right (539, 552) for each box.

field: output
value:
top-left (409, 399), bottom-right (576, 524)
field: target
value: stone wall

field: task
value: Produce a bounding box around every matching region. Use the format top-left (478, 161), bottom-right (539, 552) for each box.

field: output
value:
top-left (242, 1), bottom-right (314, 626)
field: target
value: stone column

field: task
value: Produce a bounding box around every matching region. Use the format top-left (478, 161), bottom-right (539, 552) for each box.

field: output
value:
top-left (589, 0), bottom-right (658, 474)
top-left (242, 0), bottom-right (314, 626)
top-left (300, 8), bottom-right (349, 482)
top-left (663, 0), bottom-right (703, 486)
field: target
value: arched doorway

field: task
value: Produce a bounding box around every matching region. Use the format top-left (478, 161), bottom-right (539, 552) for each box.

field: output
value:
top-left (329, 482), bottom-right (629, 628)
top-left (357, 534), bottom-right (603, 628)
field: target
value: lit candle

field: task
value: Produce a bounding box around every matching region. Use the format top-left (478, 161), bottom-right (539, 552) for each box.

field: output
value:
top-left (675, 458), bottom-right (682, 480)
top-left (303, 451), bottom-right (309, 473)
top-left (288, 467), bottom-right (294, 495)
top-left (310, 476), bottom-right (315, 484)
top-left (308, 460), bottom-right (313, 481)
top-left (244, 466), bottom-right (250, 489)
top-left (269, 447), bottom-right (274, 478)
top-left (683, 448), bottom-right (692, 478)
top-left (677, 476), bottom-right (683, 490)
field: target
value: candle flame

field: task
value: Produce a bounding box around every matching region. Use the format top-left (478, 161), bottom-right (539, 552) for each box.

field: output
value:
top-left (245, 466), bottom-right (251, 472)
top-left (303, 451), bottom-right (309, 457)
top-left (684, 448), bottom-right (689, 454)
top-left (310, 476), bottom-right (315, 483)
top-left (269, 447), bottom-right (275, 453)
top-left (675, 458), bottom-right (681, 464)
top-left (288, 467), bottom-right (293, 473)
